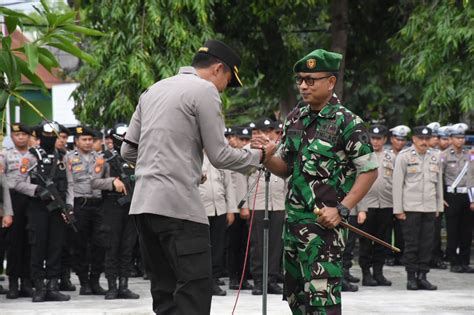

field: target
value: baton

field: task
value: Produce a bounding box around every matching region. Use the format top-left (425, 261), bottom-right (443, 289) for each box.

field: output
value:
top-left (314, 207), bottom-right (400, 253)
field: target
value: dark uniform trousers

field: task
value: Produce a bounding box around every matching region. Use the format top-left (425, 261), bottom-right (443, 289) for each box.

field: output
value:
top-left (103, 195), bottom-right (137, 278)
top-left (133, 213), bottom-right (212, 315)
top-left (209, 213), bottom-right (228, 280)
top-left (388, 215), bottom-right (404, 262)
top-left (227, 216), bottom-right (250, 281)
top-left (72, 198), bottom-right (106, 279)
top-left (431, 212), bottom-right (445, 263)
top-left (445, 192), bottom-right (473, 266)
top-left (342, 215), bottom-right (359, 270)
top-left (401, 212), bottom-right (436, 273)
top-left (249, 211), bottom-right (285, 281)
top-left (7, 191), bottom-right (31, 278)
top-left (27, 199), bottom-right (66, 280)
top-left (359, 208), bottom-right (392, 268)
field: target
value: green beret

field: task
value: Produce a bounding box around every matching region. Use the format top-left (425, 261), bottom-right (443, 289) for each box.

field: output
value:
top-left (293, 49), bottom-right (342, 73)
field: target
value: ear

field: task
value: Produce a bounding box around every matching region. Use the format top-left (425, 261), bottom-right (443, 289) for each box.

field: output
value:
top-left (328, 76), bottom-right (337, 90)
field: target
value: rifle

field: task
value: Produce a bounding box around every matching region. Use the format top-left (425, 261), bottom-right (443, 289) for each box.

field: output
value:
top-left (103, 150), bottom-right (134, 206)
top-left (29, 164), bottom-right (78, 232)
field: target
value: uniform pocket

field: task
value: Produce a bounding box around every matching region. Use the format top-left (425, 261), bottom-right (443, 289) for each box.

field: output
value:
top-left (175, 237), bottom-right (211, 281)
top-left (303, 139), bottom-right (335, 178)
top-left (429, 163), bottom-right (439, 183)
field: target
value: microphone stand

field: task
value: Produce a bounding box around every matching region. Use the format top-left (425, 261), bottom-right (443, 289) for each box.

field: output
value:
top-left (262, 170), bottom-right (271, 315)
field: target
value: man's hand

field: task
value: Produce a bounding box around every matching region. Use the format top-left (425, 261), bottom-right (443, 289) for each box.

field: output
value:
top-left (240, 208), bottom-right (250, 220)
top-left (357, 211), bottom-right (367, 225)
top-left (61, 204), bottom-right (75, 225)
top-left (470, 202), bottom-right (474, 212)
top-left (316, 206), bottom-right (341, 229)
top-left (113, 178), bottom-right (127, 195)
top-left (395, 212), bottom-right (406, 220)
top-left (250, 135), bottom-right (277, 163)
top-left (226, 212), bottom-right (235, 226)
top-left (2, 215), bottom-right (13, 228)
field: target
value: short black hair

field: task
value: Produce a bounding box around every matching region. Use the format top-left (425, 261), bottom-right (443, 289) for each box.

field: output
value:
top-left (191, 52), bottom-right (230, 72)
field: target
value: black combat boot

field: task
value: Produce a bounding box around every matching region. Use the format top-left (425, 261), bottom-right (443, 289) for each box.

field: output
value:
top-left (89, 275), bottom-right (107, 295)
top-left (406, 272), bottom-right (418, 290)
top-left (32, 279), bottom-right (47, 302)
top-left (79, 275), bottom-right (92, 295)
top-left (59, 268), bottom-right (76, 291)
top-left (19, 278), bottom-right (34, 297)
top-left (212, 279), bottom-right (227, 296)
top-left (373, 265), bottom-right (392, 286)
top-left (341, 278), bottom-right (358, 292)
top-left (117, 277), bottom-right (139, 299)
top-left (417, 272), bottom-right (437, 290)
top-left (267, 281), bottom-right (283, 294)
top-left (45, 278), bottom-right (70, 301)
top-left (6, 277), bottom-right (19, 299)
top-left (251, 280), bottom-right (263, 295)
top-left (343, 268), bottom-right (360, 283)
top-left (361, 268), bottom-right (378, 286)
top-left (105, 277), bottom-right (118, 300)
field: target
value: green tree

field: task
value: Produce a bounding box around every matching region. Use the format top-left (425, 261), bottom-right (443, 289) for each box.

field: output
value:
top-left (72, 0), bottom-right (214, 127)
top-left (390, 0), bottom-right (474, 123)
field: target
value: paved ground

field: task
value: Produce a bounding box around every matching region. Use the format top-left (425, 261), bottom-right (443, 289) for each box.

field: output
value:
top-left (1, 265), bottom-right (473, 315)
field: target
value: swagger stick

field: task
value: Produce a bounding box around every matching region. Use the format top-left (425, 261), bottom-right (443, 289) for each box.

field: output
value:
top-left (313, 208), bottom-right (400, 253)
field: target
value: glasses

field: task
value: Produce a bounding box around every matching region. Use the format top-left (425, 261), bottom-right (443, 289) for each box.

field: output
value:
top-left (295, 75), bottom-right (332, 86)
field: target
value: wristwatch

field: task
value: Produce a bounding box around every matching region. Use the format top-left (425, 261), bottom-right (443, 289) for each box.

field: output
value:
top-left (336, 203), bottom-right (350, 219)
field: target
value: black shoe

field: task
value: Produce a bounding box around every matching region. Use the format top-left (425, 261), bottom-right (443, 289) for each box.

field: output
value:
top-left (361, 268), bottom-right (378, 286)
top-left (89, 276), bottom-right (107, 295)
top-left (267, 282), bottom-right (283, 295)
top-left (275, 273), bottom-right (284, 284)
top-left (216, 278), bottom-right (225, 286)
top-left (59, 269), bottom-right (76, 291)
top-left (45, 279), bottom-right (71, 301)
top-left (19, 278), bottom-right (34, 297)
top-left (343, 269), bottom-right (360, 283)
top-left (341, 279), bottom-right (358, 292)
top-left (242, 280), bottom-right (253, 290)
top-left (450, 265), bottom-right (465, 273)
top-left (461, 265), bottom-right (474, 273)
top-left (229, 278), bottom-right (239, 290)
top-left (430, 260), bottom-right (447, 270)
top-left (6, 277), bottom-right (19, 299)
top-left (105, 278), bottom-right (118, 300)
top-left (385, 258), bottom-right (395, 266)
top-left (373, 267), bottom-right (392, 286)
top-left (32, 279), bottom-right (46, 302)
top-left (212, 282), bottom-right (227, 296)
top-left (129, 266), bottom-right (143, 278)
top-left (0, 275), bottom-right (5, 281)
top-left (406, 272), bottom-right (418, 290)
top-left (252, 281), bottom-right (262, 295)
top-left (417, 273), bottom-right (437, 290)
top-left (117, 277), bottom-right (139, 299)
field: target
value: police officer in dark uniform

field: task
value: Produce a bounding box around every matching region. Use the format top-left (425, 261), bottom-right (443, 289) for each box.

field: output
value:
top-left (15, 121), bottom-right (74, 302)
top-left (4, 123), bottom-right (34, 298)
top-left (102, 124), bottom-right (139, 299)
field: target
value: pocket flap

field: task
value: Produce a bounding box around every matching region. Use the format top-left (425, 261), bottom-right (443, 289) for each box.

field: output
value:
top-left (176, 237), bottom-right (209, 256)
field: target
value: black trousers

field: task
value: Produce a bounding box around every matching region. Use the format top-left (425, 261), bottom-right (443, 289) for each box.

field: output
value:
top-left (388, 215), bottom-right (404, 261)
top-left (431, 212), bottom-right (444, 263)
top-left (6, 191), bottom-right (31, 278)
top-left (209, 214), bottom-right (228, 279)
top-left (445, 192), bottom-right (473, 266)
top-left (342, 215), bottom-right (359, 270)
top-left (401, 212), bottom-right (436, 273)
top-left (359, 208), bottom-right (392, 269)
top-left (133, 214), bottom-right (212, 315)
top-left (27, 198), bottom-right (66, 280)
top-left (227, 216), bottom-right (250, 281)
top-left (103, 196), bottom-right (137, 278)
top-left (249, 210), bottom-right (285, 281)
top-left (72, 198), bottom-right (106, 279)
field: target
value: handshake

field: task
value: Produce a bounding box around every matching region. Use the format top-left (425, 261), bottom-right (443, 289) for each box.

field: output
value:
top-left (250, 135), bottom-right (278, 164)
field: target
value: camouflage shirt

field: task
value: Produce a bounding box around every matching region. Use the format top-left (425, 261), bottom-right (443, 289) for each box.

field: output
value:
top-left (278, 95), bottom-right (378, 224)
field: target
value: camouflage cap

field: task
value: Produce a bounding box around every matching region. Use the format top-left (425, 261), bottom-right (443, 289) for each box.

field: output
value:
top-left (293, 49), bottom-right (342, 73)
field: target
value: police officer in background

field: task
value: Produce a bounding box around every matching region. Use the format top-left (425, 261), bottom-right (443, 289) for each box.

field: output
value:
top-left (441, 123), bottom-right (474, 273)
top-left (121, 40), bottom-right (262, 314)
top-left (4, 123), bottom-right (34, 298)
top-left (393, 126), bottom-right (443, 290)
top-left (102, 124), bottom-right (140, 299)
top-left (437, 126), bottom-right (452, 151)
top-left (0, 148), bottom-right (14, 295)
top-left (67, 126), bottom-right (126, 295)
top-left (358, 125), bottom-right (394, 286)
top-left (15, 121), bottom-right (74, 302)
top-left (427, 122), bottom-right (440, 150)
top-left (386, 125), bottom-right (411, 266)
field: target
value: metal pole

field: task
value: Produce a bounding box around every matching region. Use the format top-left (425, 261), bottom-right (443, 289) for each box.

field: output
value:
top-left (262, 170), bottom-right (271, 315)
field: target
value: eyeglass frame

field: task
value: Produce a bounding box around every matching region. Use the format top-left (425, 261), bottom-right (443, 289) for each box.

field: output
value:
top-left (295, 74), bottom-right (334, 86)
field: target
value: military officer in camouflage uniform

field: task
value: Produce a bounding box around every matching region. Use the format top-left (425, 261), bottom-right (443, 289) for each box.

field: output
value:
top-left (441, 123), bottom-right (474, 273)
top-left (393, 126), bottom-right (443, 290)
top-left (4, 123), bottom-right (34, 298)
top-left (67, 126), bottom-right (127, 295)
top-left (252, 49), bottom-right (378, 315)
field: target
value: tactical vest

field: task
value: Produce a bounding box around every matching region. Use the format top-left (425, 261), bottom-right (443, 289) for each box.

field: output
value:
top-left (29, 148), bottom-right (68, 200)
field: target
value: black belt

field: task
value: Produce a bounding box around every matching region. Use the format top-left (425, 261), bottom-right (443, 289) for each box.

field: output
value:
top-left (75, 197), bottom-right (103, 207)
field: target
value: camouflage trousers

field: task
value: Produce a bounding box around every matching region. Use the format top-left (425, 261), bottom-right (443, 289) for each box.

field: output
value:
top-left (283, 221), bottom-right (346, 315)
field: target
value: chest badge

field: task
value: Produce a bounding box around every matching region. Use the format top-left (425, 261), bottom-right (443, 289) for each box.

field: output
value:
top-left (20, 157), bottom-right (29, 174)
top-left (95, 157), bottom-right (105, 174)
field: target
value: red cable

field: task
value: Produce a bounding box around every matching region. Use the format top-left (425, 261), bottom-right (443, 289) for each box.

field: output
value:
top-left (231, 171), bottom-right (261, 315)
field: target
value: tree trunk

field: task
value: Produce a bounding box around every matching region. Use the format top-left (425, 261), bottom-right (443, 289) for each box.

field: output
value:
top-left (330, 0), bottom-right (348, 100)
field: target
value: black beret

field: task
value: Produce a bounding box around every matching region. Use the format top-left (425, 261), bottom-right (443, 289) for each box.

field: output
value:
top-left (11, 122), bottom-right (31, 135)
top-left (369, 124), bottom-right (388, 137)
top-left (412, 126), bottom-right (432, 138)
top-left (74, 126), bottom-right (95, 137)
top-left (254, 117), bottom-right (274, 131)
